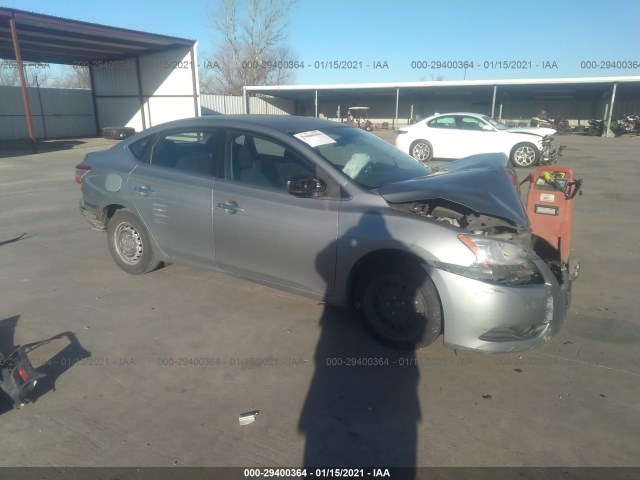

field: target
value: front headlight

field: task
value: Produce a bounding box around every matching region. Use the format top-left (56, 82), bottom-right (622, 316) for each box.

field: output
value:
top-left (434, 234), bottom-right (544, 286)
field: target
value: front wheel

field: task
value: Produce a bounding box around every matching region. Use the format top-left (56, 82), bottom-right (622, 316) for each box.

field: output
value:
top-left (409, 140), bottom-right (433, 162)
top-left (356, 262), bottom-right (442, 349)
top-left (107, 210), bottom-right (160, 275)
top-left (510, 142), bottom-right (540, 167)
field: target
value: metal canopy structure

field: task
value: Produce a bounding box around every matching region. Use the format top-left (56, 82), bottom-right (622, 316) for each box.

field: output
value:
top-left (0, 8), bottom-right (194, 64)
top-left (244, 77), bottom-right (640, 134)
top-left (0, 7), bottom-right (199, 146)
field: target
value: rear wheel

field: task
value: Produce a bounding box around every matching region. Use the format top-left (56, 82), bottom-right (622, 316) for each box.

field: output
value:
top-left (409, 140), bottom-right (433, 162)
top-left (107, 210), bottom-right (160, 275)
top-left (510, 142), bottom-right (540, 167)
top-left (356, 262), bottom-right (442, 349)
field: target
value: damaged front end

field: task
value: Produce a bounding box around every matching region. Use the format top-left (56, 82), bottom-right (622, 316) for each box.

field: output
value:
top-left (391, 199), bottom-right (570, 351)
top-left (391, 198), bottom-right (572, 294)
top-left (540, 134), bottom-right (565, 165)
top-left (378, 155), bottom-right (571, 351)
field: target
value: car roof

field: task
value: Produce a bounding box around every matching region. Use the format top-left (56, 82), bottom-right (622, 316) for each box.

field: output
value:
top-left (430, 112), bottom-right (488, 117)
top-left (137, 115), bottom-right (348, 136)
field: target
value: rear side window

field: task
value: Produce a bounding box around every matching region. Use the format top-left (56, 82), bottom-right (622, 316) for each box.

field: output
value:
top-left (149, 129), bottom-right (220, 177)
top-left (129, 137), bottom-right (151, 161)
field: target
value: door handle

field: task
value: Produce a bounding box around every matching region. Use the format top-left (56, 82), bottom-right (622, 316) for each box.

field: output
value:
top-left (217, 201), bottom-right (244, 214)
top-left (133, 185), bottom-right (155, 196)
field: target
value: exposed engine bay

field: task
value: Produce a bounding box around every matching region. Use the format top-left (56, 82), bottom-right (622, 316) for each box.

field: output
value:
top-left (391, 199), bottom-right (531, 241)
top-left (389, 199), bottom-right (570, 288)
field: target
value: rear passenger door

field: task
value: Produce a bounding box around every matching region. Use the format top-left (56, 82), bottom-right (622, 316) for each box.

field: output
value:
top-left (127, 128), bottom-right (222, 267)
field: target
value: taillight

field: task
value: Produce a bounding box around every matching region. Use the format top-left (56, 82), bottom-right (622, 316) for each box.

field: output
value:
top-left (17, 366), bottom-right (29, 381)
top-left (75, 164), bottom-right (92, 184)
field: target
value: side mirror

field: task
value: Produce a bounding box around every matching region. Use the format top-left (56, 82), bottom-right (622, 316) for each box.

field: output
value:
top-left (481, 124), bottom-right (494, 132)
top-left (287, 175), bottom-right (327, 197)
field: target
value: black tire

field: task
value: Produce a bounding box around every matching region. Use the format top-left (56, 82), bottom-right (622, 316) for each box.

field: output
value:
top-left (510, 142), bottom-right (540, 168)
top-left (356, 261), bottom-right (442, 349)
top-left (107, 210), bottom-right (160, 275)
top-left (409, 140), bottom-right (433, 162)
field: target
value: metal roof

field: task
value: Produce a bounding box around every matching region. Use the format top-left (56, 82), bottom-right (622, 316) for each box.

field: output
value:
top-left (246, 76), bottom-right (640, 100)
top-left (0, 7), bottom-right (195, 65)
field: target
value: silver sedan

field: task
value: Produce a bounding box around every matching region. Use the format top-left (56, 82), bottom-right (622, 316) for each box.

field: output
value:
top-left (76, 115), bottom-right (570, 352)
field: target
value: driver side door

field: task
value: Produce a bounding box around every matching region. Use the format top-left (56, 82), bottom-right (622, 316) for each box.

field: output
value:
top-left (212, 131), bottom-right (342, 296)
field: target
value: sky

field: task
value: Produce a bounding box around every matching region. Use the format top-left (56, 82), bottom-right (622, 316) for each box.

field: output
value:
top-left (2, 0), bottom-right (640, 84)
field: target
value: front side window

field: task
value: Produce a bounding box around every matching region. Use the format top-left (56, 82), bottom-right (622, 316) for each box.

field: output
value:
top-left (428, 116), bottom-right (456, 129)
top-left (228, 133), bottom-right (316, 191)
top-left (149, 129), bottom-right (220, 176)
top-left (459, 116), bottom-right (487, 131)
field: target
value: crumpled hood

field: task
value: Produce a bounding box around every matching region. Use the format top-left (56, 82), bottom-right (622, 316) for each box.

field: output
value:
top-left (376, 153), bottom-right (529, 227)
top-left (507, 126), bottom-right (556, 137)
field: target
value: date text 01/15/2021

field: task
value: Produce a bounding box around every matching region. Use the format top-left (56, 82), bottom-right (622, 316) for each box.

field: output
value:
top-left (243, 468), bottom-right (392, 477)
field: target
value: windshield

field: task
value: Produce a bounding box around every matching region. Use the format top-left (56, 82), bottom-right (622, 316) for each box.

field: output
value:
top-left (484, 116), bottom-right (509, 130)
top-left (292, 126), bottom-right (431, 189)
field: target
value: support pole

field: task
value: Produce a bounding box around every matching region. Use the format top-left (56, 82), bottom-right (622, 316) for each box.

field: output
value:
top-left (394, 88), bottom-right (400, 130)
top-left (9, 15), bottom-right (36, 148)
top-left (189, 47), bottom-right (199, 117)
top-left (134, 57), bottom-right (146, 130)
top-left (89, 67), bottom-right (100, 135)
top-left (606, 83), bottom-right (617, 138)
top-left (491, 85), bottom-right (497, 118)
top-left (243, 87), bottom-right (249, 114)
top-left (314, 89), bottom-right (318, 118)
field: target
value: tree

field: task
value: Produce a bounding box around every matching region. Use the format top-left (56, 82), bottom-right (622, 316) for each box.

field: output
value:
top-left (202, 0), bottom-right (297, 95)
top-left (51, 66), bottom-right (90, 89)
top-left (0, 60), bottom-right (20, 86)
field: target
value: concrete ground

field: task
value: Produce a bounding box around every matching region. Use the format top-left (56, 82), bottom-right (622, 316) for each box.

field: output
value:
top-left (0, 133), bottom-right (638, 468)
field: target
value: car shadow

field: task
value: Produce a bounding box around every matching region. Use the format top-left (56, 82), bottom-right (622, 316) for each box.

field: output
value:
top-left (299, 210), bottom-right (422, 478)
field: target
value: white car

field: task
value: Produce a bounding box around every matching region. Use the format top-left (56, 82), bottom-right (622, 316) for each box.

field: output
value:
top-left (396, 112), bottom-right (557, 167)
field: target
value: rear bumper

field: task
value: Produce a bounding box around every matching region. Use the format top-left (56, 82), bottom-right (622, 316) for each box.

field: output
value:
top-left (79, 198), bottom-right (106, 231)
top-left (427, 259), bottom-right (567, 353)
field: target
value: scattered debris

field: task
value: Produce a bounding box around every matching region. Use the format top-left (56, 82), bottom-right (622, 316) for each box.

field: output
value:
top-left (563, 341), bottom-right (573, 345)
top-left (482, 394), bottom-right (492, 399)
top-left (600, 394), bottom-right (606, 398)
top-left (513, 368), bottom-right (522, 373)
top-left (239, 409), bottom-right (260, 425)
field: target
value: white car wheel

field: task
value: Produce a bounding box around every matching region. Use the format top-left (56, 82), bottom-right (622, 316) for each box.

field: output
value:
top-left (510, 142), bottom-right (540, 167)
top-left (409, 140), bottom-right (433, 162)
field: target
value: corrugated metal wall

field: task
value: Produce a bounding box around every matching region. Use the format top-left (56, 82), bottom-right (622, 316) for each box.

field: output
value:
top-left (93, 45), bottom-right (199, 132)
top-left (200, 94), bottom-right (244, 114)
top-left (200, 94), bottom-right (295, 115)
top-left (0, 85), bottom-right (95, 140)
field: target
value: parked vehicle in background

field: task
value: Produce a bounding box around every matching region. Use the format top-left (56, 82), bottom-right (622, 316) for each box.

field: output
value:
top-left (395, 112), bottom-right (561, 167)
top-left (344, 106), bottom-right (374, 131)
top-left (585, 119), bottom-right (605, 136)
top-left (615, 113), bottom-right (640, 136)
top-left (76, 115), bottom-right (570, 353)
top-left (530, 109), bottom-right (572, 135)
